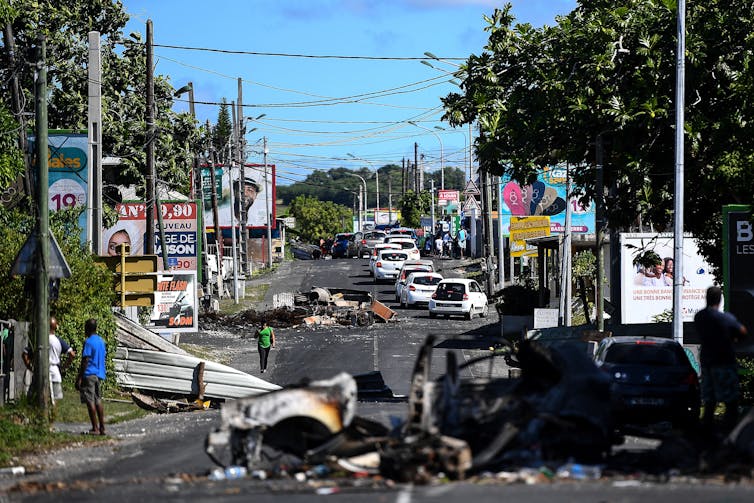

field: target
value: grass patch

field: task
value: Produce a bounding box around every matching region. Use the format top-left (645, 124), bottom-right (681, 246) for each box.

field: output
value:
top-left (218, 283), bottom-right (271, 314)
top-left (181, 343), bottom-right (230, 365)
top-left (54, 385), bottom-right (149, 425)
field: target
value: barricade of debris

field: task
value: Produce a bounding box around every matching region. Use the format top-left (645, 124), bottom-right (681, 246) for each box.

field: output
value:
top-left (204, 335), bottom-right (754, 485)
top-left (199, 286), bottom-right (397, 331)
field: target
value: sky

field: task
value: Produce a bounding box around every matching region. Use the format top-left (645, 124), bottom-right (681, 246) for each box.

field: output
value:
top-left (121, 0), bottom-right (578, 187)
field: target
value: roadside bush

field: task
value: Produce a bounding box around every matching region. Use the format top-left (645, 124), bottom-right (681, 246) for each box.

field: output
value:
top-left (499, 284), bottom-right (541, 315)
top-left (739, 357), bottom-right (754, 405)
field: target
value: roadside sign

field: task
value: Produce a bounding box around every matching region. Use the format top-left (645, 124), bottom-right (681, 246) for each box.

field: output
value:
top-left (438, 190), bottom-right (459, 206)
top-left (463, 179), bottom-right (480, 196)
top-left (282, 216), bottom-right (296, 228)
top-left (463, 196), bottom-right (480, 212)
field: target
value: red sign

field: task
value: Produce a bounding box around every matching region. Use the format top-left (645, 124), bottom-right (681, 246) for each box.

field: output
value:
top-left (438, 190), bottom-right (459, 202)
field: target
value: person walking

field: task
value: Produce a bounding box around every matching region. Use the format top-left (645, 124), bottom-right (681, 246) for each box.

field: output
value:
top-left (76, 318), bottom-right (107, 436)
top-left (256, 320), bottom-right (275, 374)
top-left (694, 286), bottom-right (748, 432)
top-left (457, 226), bottom-right (467, 259)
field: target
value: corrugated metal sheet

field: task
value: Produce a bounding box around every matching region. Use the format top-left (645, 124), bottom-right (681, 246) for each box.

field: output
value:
top-left (114, 347), bottom-right (280, 399)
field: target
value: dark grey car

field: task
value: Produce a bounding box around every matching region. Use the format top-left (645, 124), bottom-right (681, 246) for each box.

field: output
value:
top-left (357, 231), bottom-right (387, 258)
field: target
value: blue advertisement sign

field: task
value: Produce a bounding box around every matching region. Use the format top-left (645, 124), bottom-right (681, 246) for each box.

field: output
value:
top-left (499, 165), bottom-right (595, 236)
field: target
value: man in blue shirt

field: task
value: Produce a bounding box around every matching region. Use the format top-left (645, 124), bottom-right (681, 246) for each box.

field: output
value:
top-left (76, 318), bottom-right (107, 435)
top-left (694, 286), bottom-right (748, 432)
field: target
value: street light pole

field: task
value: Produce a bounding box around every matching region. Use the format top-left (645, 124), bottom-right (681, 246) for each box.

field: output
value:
top-left (347, 172), bottom-right (367, 231)
top-left (348, 154), bottom-right (378, 224)
top-left (408, 121), bottom-right (444, 190)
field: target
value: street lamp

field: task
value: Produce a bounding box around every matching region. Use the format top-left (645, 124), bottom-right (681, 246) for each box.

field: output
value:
top-left (347, 153), bottom-right (379, 223)
top-left (408, 121), bottom-right (444, 190)
top-left (346, 172), bottom-right (367, 232)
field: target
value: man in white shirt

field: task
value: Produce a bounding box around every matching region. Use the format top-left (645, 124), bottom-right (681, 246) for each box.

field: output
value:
top-left (23, 317), bottom-right (76, 404)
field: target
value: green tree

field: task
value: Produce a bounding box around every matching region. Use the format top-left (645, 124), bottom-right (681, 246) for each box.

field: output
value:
top-left (442, 1), bottom-right (754, 276)
top-left (212, 99), bottom-right (233, 164)
top-left (399, 190), bottom-right (431, 228)
top-left (288, 195), bottom-right (352, 243)
top-left (0, 102), bottom-right (23, 187)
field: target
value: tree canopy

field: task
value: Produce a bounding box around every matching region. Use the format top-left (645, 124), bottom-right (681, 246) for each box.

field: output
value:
top-left (442, 0), bottom-right (754, 274)
top-left (287, 195), bottom-right (352, 243)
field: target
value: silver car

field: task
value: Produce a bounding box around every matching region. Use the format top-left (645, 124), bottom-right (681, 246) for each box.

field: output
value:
top-left (374, 249), bottom-right (408, 283)
top-left (357, 231), bottom-right (387, 258)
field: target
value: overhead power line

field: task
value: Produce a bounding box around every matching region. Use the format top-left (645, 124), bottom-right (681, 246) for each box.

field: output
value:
top-left (154, 43), bottom-right (466, 61)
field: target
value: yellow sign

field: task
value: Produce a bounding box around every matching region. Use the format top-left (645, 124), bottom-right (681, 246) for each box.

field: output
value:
top-left (95, 245), bottom-right (159, 307)
top-left (509, 216), bottom-right (550, 257)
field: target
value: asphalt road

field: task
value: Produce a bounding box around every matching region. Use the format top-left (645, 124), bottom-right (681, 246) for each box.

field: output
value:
top-left (8, 257), bottom-right (754, 502)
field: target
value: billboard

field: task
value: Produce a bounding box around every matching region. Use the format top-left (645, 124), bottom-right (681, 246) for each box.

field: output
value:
top-left (620, 233), bottom-right (717, 324)
top-left (30, 132), bottom-right (89, 242)
top-left (723, 206), bottom-right (754, 335)
top-left (500, 165), bottom-right (595, 236)
top-left (438, 189), bottom-right (459, 206)
top-left (101, 201), bottom-right (201, 272)
top-left (145, 272), bottom-right (197, 333)
top-left (200, 164), bottom-right (276, 230)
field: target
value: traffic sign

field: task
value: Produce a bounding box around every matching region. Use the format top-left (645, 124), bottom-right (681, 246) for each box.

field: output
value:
top-left (463, 179), bottom-right (480, 195)
top-left (463, 196), bottom-right (481, 212)
top-left (95, 245), bottom-right (158, 307)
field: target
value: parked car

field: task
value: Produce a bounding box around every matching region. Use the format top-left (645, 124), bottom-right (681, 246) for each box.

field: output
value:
top-left (369, 243), bottom-right (401, 276)
top-left (357, 231), bottom-right (388, 258)
top-left (429, 278), bottom-right (488, 319)
top-left (374, 249), bottom-right (409, 283)
top-left (399, 272), bottom-right (444, 308)
top-left (593, 336), bottom-right (700, 431)
top-left (394, 260), bottom-right (435, 301)
top-left (331, 232), bottom-right (361, 258)
top-left (383, 237), bottom-right (420, 261)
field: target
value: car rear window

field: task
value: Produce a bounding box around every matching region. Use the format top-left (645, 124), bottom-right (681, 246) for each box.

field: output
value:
top-left (381, 252), bottom-right (408, 261)
top-left (604, 343), bottom-right (684, 366)
top-left (399, 242), bottom-right (415, 249)
top-left (366, 232), bottom-right (385, 239)
top-left (435, 282), bottom-right (465, 300)
top-left (414, 276), bottom-right (441, 286)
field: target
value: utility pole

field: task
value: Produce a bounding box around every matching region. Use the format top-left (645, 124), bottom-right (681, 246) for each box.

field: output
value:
top-left (430, 180), bottom-right (435, 235)
top-left (401, 158), bottom-right (406, 196)
top-left (414, 143), bottom-right (419, 192)
top-left (34, 37), bottom-right (51, 411)
top-left (88, 31), bottom-right (102, 254)
top-left (388, 175), bottom-right (393, 224)
top-left (497, 176), bottom-right (505, 286)
top-left (188, 84), bottom-right (211, 296)
top-left (483, 172), bottom-right (495, 295)
top-left (264, 137), bottom-right (273, 268)
top-left (236, 78), bottom-right (248, 276)
top-left (210, 146), bottom-right (224, 297)
top-left (3, 23), bottom-right (31, 197)
top-left (672, 0), bottom-right (686, 345)
top-left (595, 134), bottom-right (605, 331)
top-left (145, 19), bottom-right (155, 255)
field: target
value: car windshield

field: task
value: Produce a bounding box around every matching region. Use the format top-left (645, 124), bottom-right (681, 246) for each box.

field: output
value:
top-left (604, 343), bottom-right (683, 366)
top-left (414, 276), bottom-right (441, 286)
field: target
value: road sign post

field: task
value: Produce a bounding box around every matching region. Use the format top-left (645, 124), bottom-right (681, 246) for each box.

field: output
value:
top-left (95, 244), bottom-right (158, 306)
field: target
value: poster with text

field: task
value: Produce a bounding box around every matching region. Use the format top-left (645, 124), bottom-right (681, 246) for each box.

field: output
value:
top-left (723, 206), bottom-right (754, 335)
top-left (101, 201), bottom-right (200, 272)
top-left (146, 272), bottom-right (197, 333)
top-left (620, 233), bottom-right (716, 324)
top-left (200, 164), bottom-right (276, 230)
top-left (500, 165), bottom-right (595, 236)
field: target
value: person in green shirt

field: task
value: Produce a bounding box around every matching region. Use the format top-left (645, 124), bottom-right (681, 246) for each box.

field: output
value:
top-left (256, 320), bottom-right (275, 374)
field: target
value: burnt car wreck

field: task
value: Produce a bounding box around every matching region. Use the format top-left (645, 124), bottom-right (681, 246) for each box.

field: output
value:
top-left (205, 336), bottom-right (754, 483)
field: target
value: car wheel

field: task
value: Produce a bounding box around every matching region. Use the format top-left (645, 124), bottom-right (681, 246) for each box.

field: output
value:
top-left (480, 304), bottom-right (489, 318)
top-left (466, 307), bottom-right (474, 320)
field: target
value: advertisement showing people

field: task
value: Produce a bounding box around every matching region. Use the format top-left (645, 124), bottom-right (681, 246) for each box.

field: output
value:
top-left (145, 272), bottom-right (197, 333)
top-left (102, 201), bottom-right (200, 272)
top-left (620, 233), bottom-right (717, 324)
top-left (200, 164), bottom-right (276, 230)
top-left (499, 165), bottom-right (594, 236)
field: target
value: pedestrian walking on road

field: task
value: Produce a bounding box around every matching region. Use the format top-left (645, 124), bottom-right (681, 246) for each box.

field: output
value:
top-left (457, 227), bottom-right (467, 259)
top-left (76, 318), bottom-right (107, 436)
top-left (256, 320), bottom-right (275, 374)
top-left (694, 286), bottom-right (748, 432)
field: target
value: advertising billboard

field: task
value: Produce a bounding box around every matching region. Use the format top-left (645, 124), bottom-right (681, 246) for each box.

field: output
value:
top-left (500, 165), bottom-right (595, 236)
top-left (145, 272), bottom-right (197, 333)
top-left (101, 201), bottom-right (201, 272)
top-left (620, 233), bottom-right (717, 324)
top-left (723, 206), bottom-right (754, 335)
top-left (200, 164), bottom-right (276, 230)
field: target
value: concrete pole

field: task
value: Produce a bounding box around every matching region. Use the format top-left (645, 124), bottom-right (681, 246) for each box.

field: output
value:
top-left (595, 134), bottom-right (605, 331)
top-left (237, 78), bottom-right (248, 276)
top-left (264, 137), bottom-right (273, 268)
top-left (87, 31), bottom-right (102, 253)
top-left (497, 176), bottom-right (505, 285)
top-left (34, 37), bottom-right (51, 411)
top-left (672, 0), bottom-right (686, 345)
top-left (145, 20), bottom-right (155, 255)
top-left (430, 180), bottom-right (435, 236)
top-left (209, 147), bottom-right (224, 297)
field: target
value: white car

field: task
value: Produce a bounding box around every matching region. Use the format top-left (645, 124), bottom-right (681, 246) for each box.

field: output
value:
top-left (383, 237), bottom-right (420, 261)
top-left (369, 243), bottom-right (401, 276)
top-left (394, 261), bottom-right (435, 301)
top-left (399, 272), bottom-right (444, 308)
top-left (428, 278), bottom-right (489, 319)
top-left (374, 249), bottom-right (409, 283)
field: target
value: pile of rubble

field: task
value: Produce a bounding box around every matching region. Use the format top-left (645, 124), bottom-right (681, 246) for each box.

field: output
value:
top-left (204, 336), bottom-right (754, 484)
top-left (199, 286), bottom-right (397, 331)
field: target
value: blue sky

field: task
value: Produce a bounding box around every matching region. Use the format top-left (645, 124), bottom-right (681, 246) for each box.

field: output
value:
top-left (122, 0), bottom-right (578, 187)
